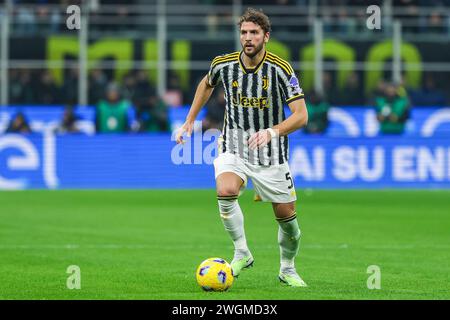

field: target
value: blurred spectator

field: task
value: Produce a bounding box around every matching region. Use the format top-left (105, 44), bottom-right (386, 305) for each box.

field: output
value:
top-left (427, 11), bottom-right (445, 33)
top-left (338, 72), bottom-right (365, 105)
top-left (122, 71), bottom-right (137, 102)
top-left (132, 70), bottom-right (154, 131)
top-left (134, 100), bottom-right (170, 133)
top-left (408, 73), bottom-right (447, 106)
top-left (9, 69), bottom-right (35, 104)
top-left (335, 7), bottom-right (357, 35)
top-left (6, 112), bottom-right (32, 134)
top-left (96, 82), bottom-right (131, 133)
top-left (304, 91), bottom-right (330, 134)
top-left (164, 72), bottom-right (184, 107)
top-left (61, 67), bottom-right (79, 106)
top-left (55, 105), bottom-right (80, 134)
top-left (148, 97), bottom-right (170, 132)
top-left (36, 70), bottom-right (61, 105)
top-left (89, 69), bottom-right (108, 105)
top-left (130, 70), bottom-right (170, 132)
top-left (206, 13), bottom-right (219, 38)
top-left (375, 83), bottom-right (410, 134)
top-left (14, 5), bottom-right (37, 35)
top-left (35, 5), bottom-right (56, 33)
top-left (369, 79), bottom-right (387, 104)
top-left (203, 87), bottom-right (225, 131)
top-left (322, 71), bottom-right (340, 105)
top-left (393, 0), bottom-right (420, 33)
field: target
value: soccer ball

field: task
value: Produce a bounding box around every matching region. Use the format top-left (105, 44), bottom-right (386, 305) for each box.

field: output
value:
top-left (196, 257), bottom-right (234, 291)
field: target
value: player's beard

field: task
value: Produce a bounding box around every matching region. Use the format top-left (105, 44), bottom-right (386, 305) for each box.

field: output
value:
top-left (243, 41), bottom-right (264, 59)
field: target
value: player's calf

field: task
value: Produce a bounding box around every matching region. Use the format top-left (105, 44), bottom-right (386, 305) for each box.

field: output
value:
top-left (217, 196), bottom-right (253, 275)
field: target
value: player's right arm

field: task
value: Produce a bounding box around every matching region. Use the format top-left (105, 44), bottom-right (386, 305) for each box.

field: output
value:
top-left (176, 54), bottom-right (226, 144)
top-left (175, 75), bottom-right (215, 144)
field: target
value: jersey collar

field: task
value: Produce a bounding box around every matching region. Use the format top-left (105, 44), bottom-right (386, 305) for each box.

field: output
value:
top-left (239, 50), bottom-right (267, 74)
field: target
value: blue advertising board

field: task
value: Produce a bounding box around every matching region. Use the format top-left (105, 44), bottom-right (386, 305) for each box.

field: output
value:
top-left (2, 105), bottom-right (450, 137)
top-left (0, 132), bottom-right (449, 190)
top-left (169, 105), bottom-right (450, 137)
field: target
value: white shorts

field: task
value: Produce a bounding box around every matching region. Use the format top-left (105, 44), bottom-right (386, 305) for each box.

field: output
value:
top-left (213, 152), bottom-right (297, 203)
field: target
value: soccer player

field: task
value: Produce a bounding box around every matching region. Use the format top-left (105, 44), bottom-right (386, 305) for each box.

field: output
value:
top-left (176, 8), bottom-right (308, 287)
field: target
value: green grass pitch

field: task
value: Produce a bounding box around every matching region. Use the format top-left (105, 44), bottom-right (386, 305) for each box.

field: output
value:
top-left (0, 189), bottom-right (449, 300)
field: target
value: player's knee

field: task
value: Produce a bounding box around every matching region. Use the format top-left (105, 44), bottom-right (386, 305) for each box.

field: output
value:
top-left (216, 186), bottom-right (239, 198)
top-left (217, 187), bottom-right (239, 215)
top-left (274, 202), bottom-right (296, 220)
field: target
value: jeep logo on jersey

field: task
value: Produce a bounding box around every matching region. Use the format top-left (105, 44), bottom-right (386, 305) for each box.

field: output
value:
top-left (289, 75), bottom-right (302, 95)
top-left (232, 92), bottom-right (268, 110)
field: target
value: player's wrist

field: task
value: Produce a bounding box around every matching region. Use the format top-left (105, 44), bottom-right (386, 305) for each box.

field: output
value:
top-left (266, 128), bottom-right (279, 139)
top-left (185, 117), bottom-right (195, 125)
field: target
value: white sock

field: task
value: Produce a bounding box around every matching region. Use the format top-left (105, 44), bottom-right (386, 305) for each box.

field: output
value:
top-left (277, 214), bottom-right (301, 272)
top-left (218, 197), bottom-right (250, 259)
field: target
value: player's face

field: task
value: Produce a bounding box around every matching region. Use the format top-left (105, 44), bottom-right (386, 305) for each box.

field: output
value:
top-left (240, 22), bottom-right (269, 58)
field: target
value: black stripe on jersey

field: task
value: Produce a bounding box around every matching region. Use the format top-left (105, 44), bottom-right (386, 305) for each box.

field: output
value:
top-left (250, 73), bottom-right (262, 165)
top-left (221, 66), bottom-right (233, 156)
top-left (221, 112), bottom-right (227, 153)
top-left (231, 63), bottom-right (240, 154)
top-left (222, 65), bottom-right (232, 132)
top-left (270, 65), bottom-right (280, 165)
top-left (262, 63), bottom-right (270, 131)
top-left (281, 102), bottom-right (288, 163)
top-left (279, 139), bottom-right (285, 165)
top-left (278, 72), bottom-right (290, 103)
top-left (275, 69), bottom-right (285, 165)
top-left (261, 63), bottom-right (270, 165)
top-left (270, 66), bottom-right (279, 126)
top-left (283, 134), bottom-right (288, 162)
top-left (241, 69), bottom-right (250, 131)
top-left (278, 139), bottom-right (284, 165)
top-left (211, 70), bottom-right (222, 87)
top-left (221, 67), bottom-right (230, 153)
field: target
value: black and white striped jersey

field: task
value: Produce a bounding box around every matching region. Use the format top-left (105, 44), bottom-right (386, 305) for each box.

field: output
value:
top-left (206, 50), bottom-right (304, 166)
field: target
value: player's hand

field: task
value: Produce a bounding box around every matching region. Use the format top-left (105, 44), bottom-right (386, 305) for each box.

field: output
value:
top-left (248, 129), bottom-right (276, 150)
top-left (175, 121), bottom-right (194, 144)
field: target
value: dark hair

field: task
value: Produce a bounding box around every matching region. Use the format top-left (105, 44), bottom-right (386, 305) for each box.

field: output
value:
top-left (238, 8), bottom-right (272, 34)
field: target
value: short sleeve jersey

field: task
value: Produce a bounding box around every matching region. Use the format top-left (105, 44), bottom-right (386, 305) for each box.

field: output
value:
top-left (207, 50), bottom-right (304, 166)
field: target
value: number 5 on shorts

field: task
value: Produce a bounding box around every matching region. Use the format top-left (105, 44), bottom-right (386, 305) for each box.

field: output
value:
top-left (285, 172), bottom-right (293, 189)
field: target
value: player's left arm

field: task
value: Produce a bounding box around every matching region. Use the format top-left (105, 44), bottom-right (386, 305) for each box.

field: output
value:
top-left (248, 99), bottom-right (308, 150)
top-left (272, 98), bottom-right (308, 136)
top-left (248, 66), bottom-right (308, 149)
